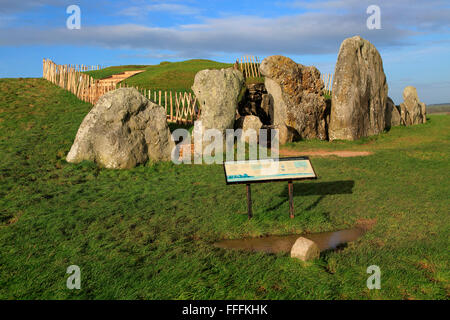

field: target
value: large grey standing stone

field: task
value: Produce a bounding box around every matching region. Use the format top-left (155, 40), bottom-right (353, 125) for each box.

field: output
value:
top-left (192, 68), bottom-right (245, 135)
top-left (399, 86), bottom-right (426, 125)
top-left (66, 88), bottom-right (174, 169)
top-left (260, 55), bottom-right (328, 144)
top-left (329, 36), bottom-right (388, 141)
top-left (385, 97), bottom-right (401, 129)
top-left (290, 237), bottom-right (320, 261)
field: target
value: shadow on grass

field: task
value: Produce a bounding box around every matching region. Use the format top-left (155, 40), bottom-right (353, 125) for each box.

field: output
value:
top-left (288, 180), bottom-right (355, 196)
top-left (267, 180), bottom-right (355, 212)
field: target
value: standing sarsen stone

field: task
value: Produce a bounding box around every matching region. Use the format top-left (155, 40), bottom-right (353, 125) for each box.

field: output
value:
top-left (329, 36), bottom-right (388, 141)
top-left (66, 88), bottom-right (174, 169)
top-left (399, 86), bottom-right (426, 125)
top-left (192, 68), bottom-right (245, 135)
top-left (385, 97), bottom-right (401, 129)
top-left (260, 55), bottom-right (328, 144)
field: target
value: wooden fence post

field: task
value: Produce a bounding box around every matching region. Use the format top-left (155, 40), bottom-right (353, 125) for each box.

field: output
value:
top-left (246, 55), bottom-right (250, 78)
top-left (256, 56), bottom-right (261, 77)
top-left (170, 91), bottom-right (173, 121)
top-left (251, 56), bottom-right (257, 78)
top-left (164, 91), bottom-right (167, 113)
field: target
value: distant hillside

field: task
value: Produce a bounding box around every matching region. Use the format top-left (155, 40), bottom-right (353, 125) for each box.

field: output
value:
top-left (428, 103), bottom-right (450, 107)
top-left (427, 104), bottom-right (450, 114)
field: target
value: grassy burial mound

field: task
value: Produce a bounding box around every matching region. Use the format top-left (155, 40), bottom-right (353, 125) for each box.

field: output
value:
top-left (85, 59), bottom-right (263, 102)
top-left (0, 77), bottom-right (449, 299)
top-left (86, 59), bottom-right (233, 92)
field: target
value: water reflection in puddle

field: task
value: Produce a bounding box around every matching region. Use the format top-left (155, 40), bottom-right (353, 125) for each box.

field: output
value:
top-left (213, 228), bottom-right (366, 254)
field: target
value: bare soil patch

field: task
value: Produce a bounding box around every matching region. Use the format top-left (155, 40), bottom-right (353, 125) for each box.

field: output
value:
top-left (177, 145), bottom-right (373, 159)
top-left (98, 70), bottom-right (145, 86)
top-left (279, 148), bottom-right (373, 157)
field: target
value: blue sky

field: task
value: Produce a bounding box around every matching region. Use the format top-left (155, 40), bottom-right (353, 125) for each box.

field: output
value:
top-left (1, 0), bottom-right (449, 104)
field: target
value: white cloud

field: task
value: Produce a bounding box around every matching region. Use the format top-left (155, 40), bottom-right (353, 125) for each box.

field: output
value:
top-left (119, 3), bottom-right (201, 17)
top-left (0, 13), bottom-right (413, 56)
top-left (0, 0), bottom-right (448, 59)
top-left (1, 0), bottom-right (449, 103)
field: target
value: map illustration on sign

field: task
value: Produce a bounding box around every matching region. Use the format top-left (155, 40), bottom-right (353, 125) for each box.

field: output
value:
top-left (224, 157), bottom-right (317, 184)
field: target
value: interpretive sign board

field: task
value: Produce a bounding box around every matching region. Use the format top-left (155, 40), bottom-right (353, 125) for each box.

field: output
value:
top-left (223, 157), bottom-right (318, 219)
top-left (223, 157), bottom-right (317, 185)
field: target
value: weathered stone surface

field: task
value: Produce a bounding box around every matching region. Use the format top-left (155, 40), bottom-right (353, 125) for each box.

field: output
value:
top-left (264, 77), bottom-right (288, 138)
top-left (235, 115), bottom-right (263, 143)
top-left (421, 102), bottom-right (427, 123)
top-left (399, 103), bottom-right (408, 126)
top-left (329, 36), bottom-right (388, 141)
top-left (238, 83), bottom-right (272, 124)
top-left (66, 88), bottom-right (174, 169)
top-left (290, 237), bottom-right (320, 261)
top-left (260, 93), bottom-right (273, 123)
top-left (385, 97), bottom-right (401, 129)
top-left (260, 55), bottom-right (327, 144)
top-left (399, 86), bottom-right (426, 125)
top-left (192, 68), bottom-right (245, 134)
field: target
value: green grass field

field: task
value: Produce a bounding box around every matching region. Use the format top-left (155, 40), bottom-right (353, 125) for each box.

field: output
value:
top-left (0, 77), bottom-right (449, 300)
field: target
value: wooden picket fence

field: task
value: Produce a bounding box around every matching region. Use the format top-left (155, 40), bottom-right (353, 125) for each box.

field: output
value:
top-left (120, 84), bottom-right (199, 124)
top-left (42, 58), bottom-right (199, 124)
top-left (43, 58), bottom-right (115, 105)
top-left (239, 55), bottom-right (262, 78)
top-left (322, 73), bottom-right (333, 95)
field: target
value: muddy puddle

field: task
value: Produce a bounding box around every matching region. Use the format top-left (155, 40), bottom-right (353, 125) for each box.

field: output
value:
top-left (213, 227), bottom-right (366, 254)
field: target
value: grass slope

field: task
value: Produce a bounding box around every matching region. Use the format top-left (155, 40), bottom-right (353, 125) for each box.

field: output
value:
top-left (0, 78), bottom-right (449, 299)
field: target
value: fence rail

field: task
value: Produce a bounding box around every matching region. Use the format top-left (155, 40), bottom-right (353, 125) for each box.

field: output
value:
top-left (238, 55), bottom-right (262, 78)
top-left (42, 58), bottom-right (198, 124)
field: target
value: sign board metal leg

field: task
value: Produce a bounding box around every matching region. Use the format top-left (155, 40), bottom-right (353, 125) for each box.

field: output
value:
top-left (246, 184), bottom-right (253, 219)
top-left (288, 180), bottom-right (294, 219)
